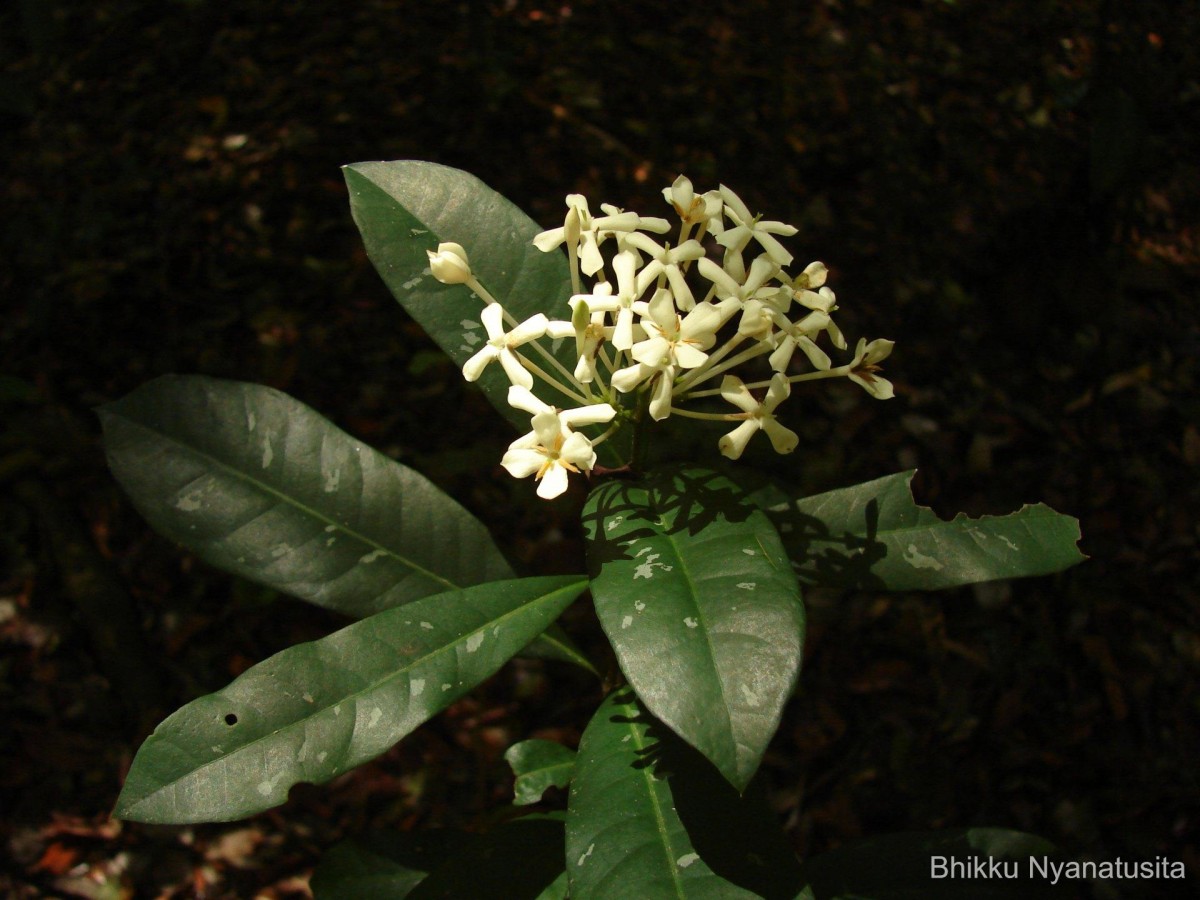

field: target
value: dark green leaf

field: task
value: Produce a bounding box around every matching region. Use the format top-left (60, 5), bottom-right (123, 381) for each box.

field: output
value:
top-left (343, 160), bottom-right (588, 429)
top-left (753, 471), bottom-right (1084, 591)
top-left (800, 828), bottom-right (1065, 899)
top-left (100, 374), bottom-right (514, 619)
top-left (505, 739), bottom-right (576, 806)
top-left (567, 691), bottom-right (802, 899)
top-left (115, 576), bottom-right (585, 823)
top-left (583, 468), bottom-right (805, 791)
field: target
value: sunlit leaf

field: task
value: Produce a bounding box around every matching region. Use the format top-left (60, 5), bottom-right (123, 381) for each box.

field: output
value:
top-left (505, 739), bottom-right (576, 806)
top-left (752, 470), bottom-right (1084, 591)
top-left (583, 468), bottom-right (804, 792)
top-left (115, 576), bottom-right (585, 823)
top-left (344, 160), bottom-right (585, 424)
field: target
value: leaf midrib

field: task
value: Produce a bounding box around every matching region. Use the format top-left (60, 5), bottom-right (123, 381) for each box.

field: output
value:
top-left (124, 579), bottom-right (584, 816)
top-left (111, 410), bottom-right (459, 594)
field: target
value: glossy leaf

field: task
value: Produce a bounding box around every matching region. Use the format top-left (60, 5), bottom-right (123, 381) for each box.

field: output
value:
top-left (799, 828), bottom-right (1063, 899)
top-left (115, 576), bottom-right (585, 824)
top-left (583, 468), bottom-right (805, 791)
top-left (753, 470), bottom-right (1085, 591)
top-left (100, 374), bottom-right (514, 619)
top-left (566, 691), bottom-right (803, 899)
top-left (344, 160), bottom-right (586, 429)
top-left (505, 739), bottom-right (576, 806)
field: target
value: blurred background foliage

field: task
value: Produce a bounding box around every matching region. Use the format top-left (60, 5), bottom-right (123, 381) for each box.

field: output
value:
top-left (2, 0), bottom-right (1197, 897)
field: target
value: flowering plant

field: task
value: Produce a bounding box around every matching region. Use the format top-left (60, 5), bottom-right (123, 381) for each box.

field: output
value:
top-left (101, 162), bottom-right (1084, 898)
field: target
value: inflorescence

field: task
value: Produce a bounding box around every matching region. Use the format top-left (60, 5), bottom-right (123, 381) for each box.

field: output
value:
top-left (427, 176), bottom-right (894, 499)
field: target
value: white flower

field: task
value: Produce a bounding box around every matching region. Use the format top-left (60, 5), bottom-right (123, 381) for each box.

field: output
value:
top-left (462, 303), bottom-right (547, 389)
top-left (789, 261), bottom-right (828, 292)
top-left (846, 338), bottom-right (895, 399)
top-left (718, 374), bottom-right (798, 460)
top-left (505, 385), bottom-right (616, 430)
top-left (501, 388), bottom-right (617, 499)
top-left (714, 185), bottom-right (799, 267)
top-left (631, 289), bottom-right (720, 370)
top-left (426, 242), bottom-right (473, 285)
top-left (570, 249), bottom-right (645, 350)
top-left (663, 175), bottom-right (724, 229)
top-left (611, 360), bottom-right (676, 421)
top-left (768, 310), bottom-right (832, 372)
top-left (624, 233), bottom-right (707, 310)
top-left (599, 203), bottom-right (671, 237)
top-left (533, 195), bottom-right (656, 276)
top-left (501, 412), bottom-right (598, 499)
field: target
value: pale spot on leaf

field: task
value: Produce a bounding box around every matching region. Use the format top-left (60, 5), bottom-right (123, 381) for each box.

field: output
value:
top-left (466, 632), bottom-right (485, 653)
top-left (904, 544), bottom-right (944, 570)
top-left (411, 678), bottom-right (425, 697)
top-left (684, 617), bottom-right (698, 629)
top-left (359, 549), bottom-right (386, 564)
top-left (578, 843), bottom-right (595, 866)
top-left (677, 853), bottom-right (700, 869)
top-left (621, 615), bottom-right (633, 629)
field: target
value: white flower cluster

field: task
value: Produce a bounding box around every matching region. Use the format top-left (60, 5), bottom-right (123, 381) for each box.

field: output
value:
top-left (426, 176), bottom-right (894, 499)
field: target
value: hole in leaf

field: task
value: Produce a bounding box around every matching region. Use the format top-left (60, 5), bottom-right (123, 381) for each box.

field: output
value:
top-left (224, 713), bottom-right (238, 726)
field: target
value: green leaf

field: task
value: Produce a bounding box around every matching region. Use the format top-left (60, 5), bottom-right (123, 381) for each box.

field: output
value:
top-left (100, 374), bottom-right (514, 619)
top-left (505, 739), bottom-right (576, 806)
top-left (800, 828), bottom-right (1064, 899)
top-left (583, 468), bottom-right (805, 792)
top-left (753, 471), bottom-right (1085, 591)
top-left (115, 576), bottom-right (585, 823)
top-left (343, 160), bottom-right (585, 429)
top-left (566, 691), bottom-right (803, 899)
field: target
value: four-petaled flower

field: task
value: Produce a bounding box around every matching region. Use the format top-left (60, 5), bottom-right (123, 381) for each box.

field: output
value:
top-left (714, 185), bottom-right (799, 267)
top-left (630, 289), bottom-right (721, 370)
top-left (718, 374), bottom-right (799, 460)
top-left (847, 338), bottom-right (895, 399)
top-left (501, 387), bottom-right (617, 499)
top-left (462, 303), bottom-right (548, 390)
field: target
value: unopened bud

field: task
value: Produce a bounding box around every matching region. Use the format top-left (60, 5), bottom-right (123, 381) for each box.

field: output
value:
top-left (426, 242), bottom-right (473, 285)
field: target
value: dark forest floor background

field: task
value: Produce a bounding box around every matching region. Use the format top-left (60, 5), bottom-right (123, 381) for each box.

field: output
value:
top-left (2, 1), bottom-right (1198, 897)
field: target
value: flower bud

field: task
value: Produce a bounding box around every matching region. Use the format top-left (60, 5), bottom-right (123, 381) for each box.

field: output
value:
top-left (426, 242), bottom-right (473, 285)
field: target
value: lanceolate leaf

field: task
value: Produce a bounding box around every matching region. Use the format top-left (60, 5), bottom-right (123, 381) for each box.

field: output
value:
top-left (753, 471), bottom-right (1085, 591)
top-left (100, 375), bottom-right (514, 619)
top-left (583, 468), bottom-right (805, 792)
top-left (566, 691), bottom-right (802, 899)
top-left (505, 739), bottom-right (576, 806)
top-left (115, 576), bottom-right (585, 824)
top-left (343, 160), bottom-right (587, 430)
